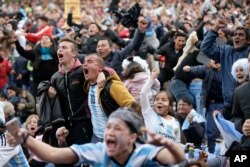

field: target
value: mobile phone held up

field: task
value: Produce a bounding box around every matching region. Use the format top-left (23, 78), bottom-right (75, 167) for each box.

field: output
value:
top-left (6, 118), bottom-right (23, 145)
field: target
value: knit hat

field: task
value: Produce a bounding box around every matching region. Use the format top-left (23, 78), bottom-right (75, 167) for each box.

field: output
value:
top-left (122, 56), bottom-right (150, 75)
top-left (109, 108), bottom-right (142, 134)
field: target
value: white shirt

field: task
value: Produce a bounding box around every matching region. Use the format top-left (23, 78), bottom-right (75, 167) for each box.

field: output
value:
top-left (140, 78), bottom-right (181, 142)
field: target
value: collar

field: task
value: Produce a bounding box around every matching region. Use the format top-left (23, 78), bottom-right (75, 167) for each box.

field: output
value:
top-left (110, 144), bottom-right (136, 166)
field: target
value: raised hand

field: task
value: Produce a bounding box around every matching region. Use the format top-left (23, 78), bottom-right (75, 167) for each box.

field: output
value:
top-left (48, 86), bottom-right (57, 99)
top-left (183, 65), bottom-right (191, 72)
top-left (212, 110), bottom-right (221, 118)
top-left (151, 68), bottom-right (160, 80)
top-left (142, 129), bottom-right (173, 147)
top-left (97, 72), bottom-right (106, 88)
top-left (6, 128), bottom-right (28, 147)
top-left (56, 126), bottom-right (69, 144)
top-left (138, 16), bottom-right (148, 32)
top-left (213, 18), bottom-right (227, 32)
top-left (244, 14), bottom-right (250, 30)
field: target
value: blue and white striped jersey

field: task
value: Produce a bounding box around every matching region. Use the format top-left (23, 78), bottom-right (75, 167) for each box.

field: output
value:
top-left (88, 84), bottom-right (108, 139)
top-left (70, 142), bottom-right (164, 167)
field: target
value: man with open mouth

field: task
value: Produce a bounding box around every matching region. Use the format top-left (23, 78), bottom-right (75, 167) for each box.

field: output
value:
top-left (201, 16), bottom-right (250, 120)
top-left (7, 107), bottom-right (185, 167)
top-left (82, 53), bottom-right (135, 143)
top-left (96, 16), bottom-right (148, 76)
top-left (48, 37), bottom-right (93, 148)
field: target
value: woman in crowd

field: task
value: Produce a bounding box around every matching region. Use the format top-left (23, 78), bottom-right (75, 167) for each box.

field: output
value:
top-left (231, 58), bottom-right (248, 86)
top-left (14, 35), bottom-right (58, 96)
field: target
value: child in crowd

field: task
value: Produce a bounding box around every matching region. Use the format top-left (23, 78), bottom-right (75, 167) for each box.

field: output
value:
top-left (24, 114), bottom-right (67, 167)
top-left (24, 114), bottom-right (47, 167)
top-left (140, 68), bottom-right (181, 142)
top-left (122, 56), bottom-right (160, 107)
top-left (25, 114), bottom-right (39, 137)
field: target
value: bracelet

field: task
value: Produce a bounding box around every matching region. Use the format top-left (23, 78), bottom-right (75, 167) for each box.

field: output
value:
top-left (22, 133), bottom-right (30, 146)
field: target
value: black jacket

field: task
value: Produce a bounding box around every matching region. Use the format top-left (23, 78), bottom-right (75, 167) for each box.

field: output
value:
top-left (104, 29), bottom-right (145, 76)
top-left (51, 61), bottom-right (91, 125)
top-left (36, 81), bottom-right (65, 146)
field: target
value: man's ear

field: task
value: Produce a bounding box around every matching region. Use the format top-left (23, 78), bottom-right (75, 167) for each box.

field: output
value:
top-left (130, 133), bottom-right (137, 143)
top-left (98, 65), bottom-right (104, 72)
top-left (72, 51), bottom-right (77, 58)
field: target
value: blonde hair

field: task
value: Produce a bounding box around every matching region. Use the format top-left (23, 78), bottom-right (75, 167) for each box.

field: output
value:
top-left (24, 114), bottom-right (39, 129)
top-left (2, 101), bottom-right (15, 116)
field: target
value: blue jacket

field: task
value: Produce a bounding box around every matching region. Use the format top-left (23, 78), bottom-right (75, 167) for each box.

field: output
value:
top-left (189, 65), bottom-right (222, 109)
top-left (104, 29), bottom-right (145, 75)
top-left (201, 30), bottom-right (250, 107)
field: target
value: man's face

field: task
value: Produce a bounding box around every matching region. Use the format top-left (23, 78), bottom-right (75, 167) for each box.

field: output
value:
top-left (7, 89), bottom-right (16, 98)
top-left (152, 15), bottom-right (158, 25)
top-left (88, 24), bottom-right (99, 36)
top-left (57, 41), bottom-right (76, 65)
top-left (233, 29), bottom-right (248, 50)
top-left (37, 19), bottom-right (46, 28)
top-left (177, 100), bottom-right (193, 118)
top-left (65, 27), bottom-right (76, 38)
top-left (104, 118), bottom-right (136, 158)
top-left (96, 40), bottom-right (112, 59)
top-left (82, 55), bottom-right (102, 83)
top-left (174, 36), bottom-right (186, 51)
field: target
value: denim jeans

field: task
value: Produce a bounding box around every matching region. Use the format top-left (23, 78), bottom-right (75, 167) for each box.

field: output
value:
top-left (170, 78), bottom-right (194, 103)
top-left (188, 80), bottom-right (202, 116)
top-left (206, 102), bottom-right (224, 153)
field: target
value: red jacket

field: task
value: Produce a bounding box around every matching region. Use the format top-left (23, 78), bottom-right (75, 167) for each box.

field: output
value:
top-left (25, 25), bottom-right (53, 43)
top-left (0, 59), bottom-right (11, 89)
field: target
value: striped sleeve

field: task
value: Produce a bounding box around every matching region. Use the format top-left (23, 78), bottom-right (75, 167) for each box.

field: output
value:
top-left (70, 143), bottom-right (105, 166)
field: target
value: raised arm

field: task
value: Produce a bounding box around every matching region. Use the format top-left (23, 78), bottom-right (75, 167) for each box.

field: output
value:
top-left (146, 130), bottom-right (185, 165)
top-left (67, 7), bottom-right (82, 28)
top-left (7, 128), bottom-right (77, 164)
top-left (200, 18), bottom-right (227, 62)
top-left (183, 65), bottom-right (207, 79)
top-left (119, 17), bottom-right (147, 60)
top-left (15, 40), bottom-right (35, 61)
top-left (140, 68), bottom-right (159, 112)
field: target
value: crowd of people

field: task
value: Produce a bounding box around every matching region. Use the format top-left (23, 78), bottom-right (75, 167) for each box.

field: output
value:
top-left (1, 0), bottom-right (250, 167)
